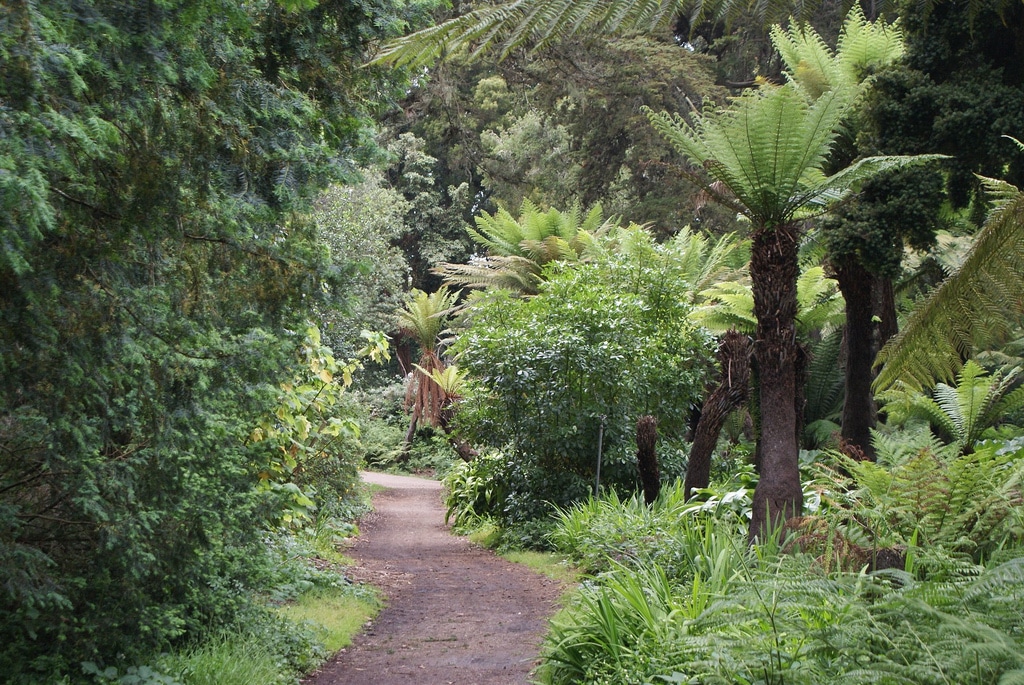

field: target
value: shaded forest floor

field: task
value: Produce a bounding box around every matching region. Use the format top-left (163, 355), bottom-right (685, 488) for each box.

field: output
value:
top-left (303, 472), bottom-right (565, 685)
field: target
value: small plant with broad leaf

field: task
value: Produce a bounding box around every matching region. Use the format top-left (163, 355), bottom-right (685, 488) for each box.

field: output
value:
top-left (249, 327), bottom-right (390, 526)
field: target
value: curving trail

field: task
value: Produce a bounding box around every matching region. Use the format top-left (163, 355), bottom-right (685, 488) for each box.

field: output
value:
top-left (303, 471), bottom-right (564, 685)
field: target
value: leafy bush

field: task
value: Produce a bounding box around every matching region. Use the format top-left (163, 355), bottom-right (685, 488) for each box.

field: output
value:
top-left (452, 236), bottom-right (714, 521)
top-left (443, 452), bottom-right (508, 528)
top-left (549, 482), bottom-right (752, 579)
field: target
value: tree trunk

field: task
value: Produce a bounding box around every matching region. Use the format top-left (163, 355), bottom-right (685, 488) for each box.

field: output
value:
top-left (438, 404), bottom-right (479, 462)
top-left (636, 415), bottom-right (660, 505)
top-left (835, 258), bottom-right (877, 460)
top-left (401, 413), bottom-right (418, 462)
top-left (749, 223), bottom-right (803, 542)
top-left (872, 275), bottom-right (898, 346)
top-left (685, 331), bottom-right (752, 499)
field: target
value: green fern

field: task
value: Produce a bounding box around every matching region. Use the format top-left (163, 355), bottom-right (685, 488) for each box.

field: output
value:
top-left (879, 360), bottom-right (1024, 453)
top-left (815, 425), bottom-right (1024, 565)
top-left (435, 200), bottom-right (613, 295)
top-left (772, 6), bottom-right (904, 100)
top-left (695, 265), bottom-right (844, 336)
top-left (803, 329), bottom-right (846, 446)
top-left (875, 194), bottom-right (1024, 392)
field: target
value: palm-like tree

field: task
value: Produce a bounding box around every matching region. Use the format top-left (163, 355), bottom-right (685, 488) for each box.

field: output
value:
top-left (435, 199), bottom-right (613, 295)
top-left (772, 7), bottom-right (911, 460)
top-left (646, 82), bottom-right (929, 537)
top-left (396, 286), bottom-right (460, 450)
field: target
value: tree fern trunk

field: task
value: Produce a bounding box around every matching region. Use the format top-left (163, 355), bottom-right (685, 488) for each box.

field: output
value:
top-left (835, 258), bottom-right (877, 460)
top-left (685, 331), bottom-right (752, 499)
top-left (749, 223), bottom-right (803, 541)
top-left (636, 415), bottom-right (660, 505)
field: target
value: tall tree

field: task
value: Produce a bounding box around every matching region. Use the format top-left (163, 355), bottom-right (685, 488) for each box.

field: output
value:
top-left (769, 7), bottom-right (941, 458)
top-left (645, 83), bottom-right (931, 538)
top-left (0, 0), bottom-right (429, 676)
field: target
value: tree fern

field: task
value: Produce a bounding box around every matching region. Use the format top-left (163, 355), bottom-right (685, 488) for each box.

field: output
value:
top-left (396, 286), bottom-right (460, 429)
top-left (436, 200), bottom-right (611, 295)
top-left (875, 193), bottom-right (1024, 392)
top-left (880, 360), bottom-right (1024, 453)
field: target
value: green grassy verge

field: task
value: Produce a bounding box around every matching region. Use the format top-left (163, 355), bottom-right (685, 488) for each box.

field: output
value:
top-left (463, 518), bottom-right (580, 586)
top-left (501, 549), bottom-right (580, 585)
top-left (158, 636), bottom-right (291, 685)
top-left (276, 586), bottom-right (380, 654)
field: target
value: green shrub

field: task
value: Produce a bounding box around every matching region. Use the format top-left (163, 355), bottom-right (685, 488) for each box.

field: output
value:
top-left (541, 546), bottom-right (1024, 685)
top-left (550, 480), bottom-right (754, 578)
top-left (443, 452), bottom-right (508, 528)
top-left (541, 427), bottom-right (1024, 685)
top-left (403, 427), bottom-right (460, 474)
top-left (452, 237), bottom-right (715, 519)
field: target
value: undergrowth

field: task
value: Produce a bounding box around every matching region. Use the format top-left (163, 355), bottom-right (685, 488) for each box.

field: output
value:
top-left (539, 436), bottom-right (1024, 685)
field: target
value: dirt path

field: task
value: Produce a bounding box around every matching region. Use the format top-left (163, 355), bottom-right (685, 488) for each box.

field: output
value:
top-left (304, 471), bottom-right (565, 685)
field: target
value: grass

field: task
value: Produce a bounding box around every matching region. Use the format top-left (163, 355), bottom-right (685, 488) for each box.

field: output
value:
top-left (159, 636), bottom-right (289, 685)
top-left (462, 517), bottom-right (581, 586)
top-left (276, 586), bottom-right (380, 654)
top-left (502, 550), bottom-right (580, 585)
top-left (466, 519), bottom-right (502, 547)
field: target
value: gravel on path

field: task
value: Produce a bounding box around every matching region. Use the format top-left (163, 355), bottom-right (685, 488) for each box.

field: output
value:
top-left (303, 471), bottom-right (565, 685)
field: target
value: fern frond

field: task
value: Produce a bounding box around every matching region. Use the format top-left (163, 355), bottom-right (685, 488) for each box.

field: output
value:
top-left (434, 255), bottom-right (543, 294)
top-left (803, 329), bottom-right (845, 429)
top-left (440, 200), bottom-right (611, 294)
top-left (875, 194), bottom-right (1024, 392)
top-left (370, 0), bottom-right (689, 68)
top-left (795, 266), bottom-right (845, 334)
top-left (834, 5), bottom-right (904, 82)
top-left (771, 20), bottom-right (843, 98)
top-left (977, 173), bottom-right (1020, 213)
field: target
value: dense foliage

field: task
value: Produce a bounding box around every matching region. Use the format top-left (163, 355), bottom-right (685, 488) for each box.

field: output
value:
top-left (451, 230), bottom-right (715, 526)
top-left (384, 32), bottom-right (731, 235)
top-left (0, 0), bottom-right (430, 679)
top-left (541, 434), bottom-right (1024, 685)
